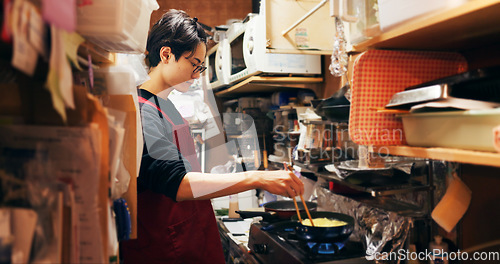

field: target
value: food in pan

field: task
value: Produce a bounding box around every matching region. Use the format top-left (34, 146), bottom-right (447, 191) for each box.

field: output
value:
top-left (301, 217), bottom-right (347, 227)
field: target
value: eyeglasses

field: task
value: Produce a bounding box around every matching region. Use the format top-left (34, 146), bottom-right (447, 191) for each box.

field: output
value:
top-left (186, 57), bottom-right (207, 74)
top-left (193, 64), bottom-right (207, 74)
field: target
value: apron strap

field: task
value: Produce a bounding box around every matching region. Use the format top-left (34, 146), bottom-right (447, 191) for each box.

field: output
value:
top-left (138, 96), bottom-right (175, 124)
top-left (138, 95), bottom-right (195, 167)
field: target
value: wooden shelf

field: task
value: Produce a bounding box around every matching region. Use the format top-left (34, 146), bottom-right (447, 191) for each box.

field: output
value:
top-left (266, 49), bottom-right (332, 55)
top-left (214, 76), bottom-right (323, 97)
top-left (373, 145), bottom-right (500, 168)
top-left (353, 0), bottom-right (500, 51)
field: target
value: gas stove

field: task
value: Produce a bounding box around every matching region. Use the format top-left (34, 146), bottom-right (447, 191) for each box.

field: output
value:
top-left (248, 222), bottom-right (371, 264)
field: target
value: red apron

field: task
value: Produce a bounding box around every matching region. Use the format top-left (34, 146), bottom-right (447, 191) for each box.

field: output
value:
top-left (121, 96), bottom-right (225, 264)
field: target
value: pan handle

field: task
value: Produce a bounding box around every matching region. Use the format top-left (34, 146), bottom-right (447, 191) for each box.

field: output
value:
top-left (236, 211), bottom-right (277, 221)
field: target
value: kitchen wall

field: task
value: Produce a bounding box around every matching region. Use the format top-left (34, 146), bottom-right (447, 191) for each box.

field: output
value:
top-left (151, 0), bottom-right (253, 29)
top-left (460, 165), bottom-right (500, 252)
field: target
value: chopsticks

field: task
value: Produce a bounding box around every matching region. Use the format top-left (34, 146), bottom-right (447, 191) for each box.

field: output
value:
top-left (292, 195), bottom-right (303, 223)
top-left (284, 163), bottom-right (315, 227)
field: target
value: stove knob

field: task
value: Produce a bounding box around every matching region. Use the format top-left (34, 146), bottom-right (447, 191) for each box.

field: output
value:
top-left (253, 243), bottom-right (268, 254)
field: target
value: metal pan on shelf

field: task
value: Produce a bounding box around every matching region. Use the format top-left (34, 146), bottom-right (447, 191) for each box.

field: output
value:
top-left (336, 160), bottom-right (392, 171)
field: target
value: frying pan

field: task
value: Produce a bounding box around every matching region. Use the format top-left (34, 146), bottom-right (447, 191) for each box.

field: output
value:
top-left (236, 200), bottom-right (317, 221)
top-left (291, 211), bottom-right (355, 242)
top-left (310, 84), bottom-right (351, 121)
top-left (321, 105), bottom-right (350, 121)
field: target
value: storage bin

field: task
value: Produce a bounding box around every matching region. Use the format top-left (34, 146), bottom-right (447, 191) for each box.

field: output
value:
top-left (77, 0), bottom-right (159, 53)
top-left (400, 109), bottom-right (500, 152)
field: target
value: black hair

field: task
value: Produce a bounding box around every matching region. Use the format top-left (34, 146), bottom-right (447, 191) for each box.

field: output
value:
top-left (146, 9), bottom-right (207, 67)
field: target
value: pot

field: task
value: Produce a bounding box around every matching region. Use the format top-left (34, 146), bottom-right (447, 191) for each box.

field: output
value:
top-left (291, 211), bottom-right (355, 242)
top-left (236, 200), bottom-right (317, 221)
top-left (310, 84), bottom-right (351, 121)
top-left (321, 105), bottom-right (350, 121)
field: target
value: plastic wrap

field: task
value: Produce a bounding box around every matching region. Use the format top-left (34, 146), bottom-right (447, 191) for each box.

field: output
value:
top-left (1, 125), bottom-right (106, 263)
top-left (24, 144), bottom-right (63, 263)
top-left (316, 184), bottom-right (412, 262)
top-left (115, 54), bottom-right (150, 87)
top-left (360, 209), bottom-right (411, 263)
top-left (0, 141), bottom-right (57, 263)
top-left (329, 17), bottom-right (348, 77)
top-left (107, 108), bottom-right (128, 200)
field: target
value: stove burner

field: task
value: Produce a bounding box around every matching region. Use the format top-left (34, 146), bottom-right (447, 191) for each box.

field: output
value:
top-left (249, 223), bottom-right (369, 263)
top-left (305, 242), bottom-right (345, 255)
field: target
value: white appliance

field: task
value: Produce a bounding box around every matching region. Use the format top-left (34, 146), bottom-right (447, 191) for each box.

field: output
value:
top-left (205, 35), bottom-right (230, 90)
top-left (221, 14), bottom-right (322, 85)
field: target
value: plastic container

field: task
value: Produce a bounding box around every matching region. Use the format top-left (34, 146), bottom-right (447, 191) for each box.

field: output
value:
top-left (429, 235), bottom-right (449, 264)
top-left (401, 109), bottom-right (500, 152)
top-left (228, 195), bottom-right (240, 219)
top-left (77, 0), bottom-right (159, 53)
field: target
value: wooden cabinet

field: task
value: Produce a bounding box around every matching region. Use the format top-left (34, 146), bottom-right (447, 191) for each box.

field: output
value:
top-left (349, 0), bottom-right (500, 253)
